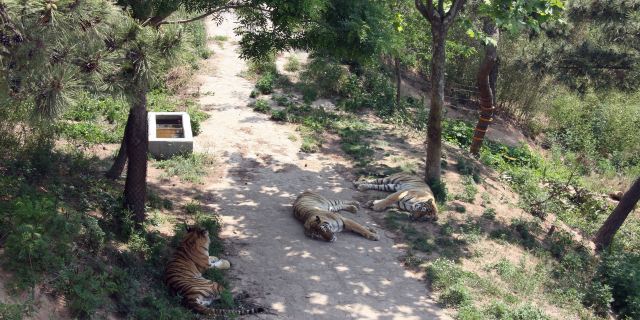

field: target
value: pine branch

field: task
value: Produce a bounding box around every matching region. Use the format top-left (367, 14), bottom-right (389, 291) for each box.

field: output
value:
top-left (157, 3), bottom-right (260, 26)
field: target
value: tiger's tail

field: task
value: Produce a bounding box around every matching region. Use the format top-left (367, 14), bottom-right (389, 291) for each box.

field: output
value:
top-left (356, 183), bottom-right (399, 192)
top-left (206, 306), bottom-right (266, 316)
top-left (192, 303), bottom-right (266, 316)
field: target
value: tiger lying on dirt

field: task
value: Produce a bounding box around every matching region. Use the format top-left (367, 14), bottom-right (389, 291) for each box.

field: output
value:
top-left (354, 172), bottom-right (438, 221)
top-left (165, 226), bottom-right (265, 316)
top-left (293, 191), bottom-right (379, 242)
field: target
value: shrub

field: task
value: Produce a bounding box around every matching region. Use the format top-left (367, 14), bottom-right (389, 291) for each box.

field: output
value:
top-left (255, 72), bottom-right (276, 94)
top-left (302, 57), bottom-right (348, 96)
top-left (482, 208), bottom-right (496, 220)
top-left (247, 55), bottom-right (277, 76)
top-left (440, 284), bottom-right (472, 307)
top-left (187, 105), bottom-right (210, 136)
top-left (271, 110), bottom-right (288, 121)
top-left (598, 250), bottom-right (640, 319)
top-left (0, 304), bottom-right (23, 320)
top-left (253, 99), bottom-right (271, 113)
top-left (428, 180), bottom-right (449, 204)
top-left (2, 196), bottom-right (80, 288)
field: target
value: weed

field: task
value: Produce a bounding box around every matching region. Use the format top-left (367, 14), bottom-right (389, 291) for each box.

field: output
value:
top-left (429, 179), bottom-right (449, 203)
top-left (482, 208), bottom-right (496, 220)
top-left (440, 284), bottom-right (473, 307)
top-left (253, 99), bottom-right (271, 113)
top-left (287, 134), bottom-right (297, 141)
top-left (271, 110), bottom-right (288, 121)
top-left (256, 72), bottom-right (276, 94)
top-left (0, 303), bottom-right (24, 320)
top-left (456, 176), bottom-right (478, 203)
top-left (154, 153), bottom-right (215, 184)
top-left (284, 55), bottom-right (301, 72)
top-left (454, 204), bottom-right (467, 213)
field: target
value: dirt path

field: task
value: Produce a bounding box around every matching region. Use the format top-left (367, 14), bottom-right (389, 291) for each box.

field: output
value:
top-left (193, 14), bottom-right (450, 319)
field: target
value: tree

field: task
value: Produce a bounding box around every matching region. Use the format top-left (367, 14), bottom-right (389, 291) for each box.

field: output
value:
top-left (469, 0), bottom-right (564, 154)
top-left (414, 0), bottom-right (467, 185)
top-left (469, 20), bottom-right (498, 155)
top-left (594, 177), bottom-right (640, 251)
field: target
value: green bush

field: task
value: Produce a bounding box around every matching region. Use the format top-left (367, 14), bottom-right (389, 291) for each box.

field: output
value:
top-left (247, 55), bottom-right (277, 76)
top-left (302, 57), bottom-right (348, 96)
top-left (428, 179), bottom-right (449, 203)
top-left (440, 284), bottom-right (472, 307)
top-left (255, 72), bottom-right (276, 94)
top-left (2, 196), bottom-right (80, 288)
top-left (187, 105), bottom-right (210, 136)
top-left (0, 303), bottom-right (23, 320)
top-left (271, 110), bottom-right (288, 121)
top-left (598, 250), bottom-right (640, 319)
top-left (482, 208), bottom-right (496, 220)
top-left (545, 90), bottom-right (640, 172)
top-left (253, 99), bottom-right (271, 113)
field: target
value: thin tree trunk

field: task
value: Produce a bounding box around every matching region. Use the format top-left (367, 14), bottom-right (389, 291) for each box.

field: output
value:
top-left (105, 110), bottom-right (132, 179)
top-left (470, 21), bottom-right (499, 155)
top-left (123, 92), bottom-right (148, 226)
top-left (395, 56), bottom-right (402, 109)
top-left (425, 24), bottom-right (446, 184)
top-left (594, 177), bottom-right (640, 251)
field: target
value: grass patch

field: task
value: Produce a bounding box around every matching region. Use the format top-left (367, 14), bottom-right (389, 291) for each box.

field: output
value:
top-left (153, 153), bottom-right (216, 184)
top-left (284, 55), bottom-right (301, 72)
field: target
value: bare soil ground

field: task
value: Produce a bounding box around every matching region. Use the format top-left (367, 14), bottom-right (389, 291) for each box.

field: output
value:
top-left (164, 14), bottom-right (452, 319)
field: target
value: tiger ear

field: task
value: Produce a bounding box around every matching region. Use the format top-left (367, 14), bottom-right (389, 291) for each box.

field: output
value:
top-left (186, 225), bottom-right (192, 232)
top-left (315, 216), bottom-right (321, 223)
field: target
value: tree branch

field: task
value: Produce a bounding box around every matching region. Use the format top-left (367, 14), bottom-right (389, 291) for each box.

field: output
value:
top-left (437, 0), bottom-right (444, 17)
top-left (158, 4), bottom-right (247, 26)
top-left (443, 0), bottom-right (466, 26)
top-left (415, 0), bottom-right (437, 24)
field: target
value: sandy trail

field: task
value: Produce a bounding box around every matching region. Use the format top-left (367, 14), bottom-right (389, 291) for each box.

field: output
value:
top-left (193, 14), bottom-right (449, 319)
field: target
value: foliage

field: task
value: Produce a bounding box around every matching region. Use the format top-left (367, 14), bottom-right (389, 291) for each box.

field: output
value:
top-left (0, 148), bottom-right (231, 318)
top-left (255, 72), bottom-right (277, 94)
top-left (597, 250), bottom-right (640, 319)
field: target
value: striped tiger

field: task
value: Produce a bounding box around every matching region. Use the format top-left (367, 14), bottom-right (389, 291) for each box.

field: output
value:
top-left (293, 191), bottom-right (379, 242)
top-left (164, 226), bottom-right (265, 316)
top-left (354, 172), bottom-right (438, 221)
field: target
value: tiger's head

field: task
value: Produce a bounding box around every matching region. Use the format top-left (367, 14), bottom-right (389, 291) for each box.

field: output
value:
top-left (410, 199), bottom-right (438, 221)
top-left (308, 215), bottom-right (336, 242)
top-left (183, 225), bottom-right (211, 254)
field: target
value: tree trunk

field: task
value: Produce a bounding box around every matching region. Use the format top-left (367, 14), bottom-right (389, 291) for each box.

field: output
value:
top-left (425, 24), bottom-right (447, 184)
top-left (395, 56), bottom-right (402, 109)
top-left (593, 177), bottom-right (640, 251)
top-left (105, 110), bottom-right (132, 179)
top-left (470, 21), bottom-right (499, 155)
top-left (123, 93), bottom-right (148, 226)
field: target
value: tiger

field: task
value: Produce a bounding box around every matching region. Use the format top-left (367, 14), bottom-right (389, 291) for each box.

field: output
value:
top-left (354, 172), bottom-right (438, 221)
top-left (293, 191), bottom-right (379, 242)
top-left (164, 226), bottom-right (265, 316)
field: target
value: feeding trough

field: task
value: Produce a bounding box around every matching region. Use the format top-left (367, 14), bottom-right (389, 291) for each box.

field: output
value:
top-left (148, 112), bottom-right (193, 158)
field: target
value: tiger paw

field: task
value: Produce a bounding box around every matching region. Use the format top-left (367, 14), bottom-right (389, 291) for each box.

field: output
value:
top-left (364, 200), bottom-right (375, 209)
top-left (371, 200), bottom-right (386, 211)
top-left (209, 257), bottom-right (231, 269)
top-left (344, 205), bottom-right (359, 213)
top-left (367, 228), bottom-right (380, 241)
